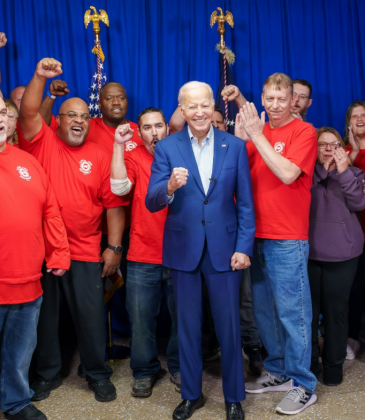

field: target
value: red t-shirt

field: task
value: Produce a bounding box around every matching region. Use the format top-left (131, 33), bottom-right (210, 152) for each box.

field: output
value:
top-left (0, 143), bottom-right (70, 304)
top-left (17, 118), bottom-right (129, 262)
top-left (247, 119), bottom-right (317, 240)
top-left (125, 145), bottom-right (168, 264)
top-left (87, 117), bottom-right (143, 153)
top-left (87, 117), bottom-right (143, 231)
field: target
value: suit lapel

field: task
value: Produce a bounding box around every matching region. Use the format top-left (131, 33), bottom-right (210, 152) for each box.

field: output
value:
top-left (206, 128), bottom-right (229, 198)
top-left (176, 126), bottom-right (205, 195)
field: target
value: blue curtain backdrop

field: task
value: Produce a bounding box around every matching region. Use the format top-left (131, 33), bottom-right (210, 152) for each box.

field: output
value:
top-left (1, 0), bottom-right (365, 134)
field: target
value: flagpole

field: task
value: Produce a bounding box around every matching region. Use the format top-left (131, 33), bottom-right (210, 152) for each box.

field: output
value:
top-left (210, 8), bottom-right (234, 131)
top-left (84, 6), bottom-right (109, 118)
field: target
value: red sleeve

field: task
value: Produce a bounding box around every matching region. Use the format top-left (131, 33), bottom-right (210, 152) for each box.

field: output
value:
top-left (17, 117), bottom-right (53, 160)
top-left (285, 124), bottom-right (318, 176)
top-left (99, 153), bottom-right (130, 209)
top-left (50, 115), bottom-right (58, 132)
top-left (125, 152), bottom-right (138, 185)
top-left (42, 175), bottom-right (70, 270)
top-left (43, 215), bottom-right (71, 270)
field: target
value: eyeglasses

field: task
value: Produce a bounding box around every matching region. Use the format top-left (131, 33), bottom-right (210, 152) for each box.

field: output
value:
top-left (59, 112), bottom-right (91, 121)
top-left (318, 141), bottom-right (341, 149)
top-left (293, 92), bottom-right (310, 100)
top-left (0, 109), bottom-right (7, 117)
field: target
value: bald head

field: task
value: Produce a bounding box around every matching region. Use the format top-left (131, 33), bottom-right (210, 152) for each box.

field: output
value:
top-left (56, 97), bottom-right (90, 147)
top-left (10, 86), bottom-right (26, 110)
top-left (59, 97), bottom-right (89, 114)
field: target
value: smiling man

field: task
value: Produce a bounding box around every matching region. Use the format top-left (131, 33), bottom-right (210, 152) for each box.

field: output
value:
top-left (17, 58), bottom-right (129, 403)
top-left (110, 107), bottom-right (180, 398)
top-left (146, 82), bottom-right (255, 420)
top-left (235, 73), bottom-right (318, 415)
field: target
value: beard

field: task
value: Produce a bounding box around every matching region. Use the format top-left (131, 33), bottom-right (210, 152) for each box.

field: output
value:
top-left (67, 130), bottom-right (86, 146)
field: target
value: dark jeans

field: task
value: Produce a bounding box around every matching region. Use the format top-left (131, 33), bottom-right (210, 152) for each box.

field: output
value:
top-left (33, 261), bottom-right (112, 383)
top-left (126, 261), bottom-right (179, 378)
top-left (348, 245), bottom-right (365, 340)
top-left (308, 257), bottom-right (359, 370)
top-left (0, 296), bottom-right (42, 415)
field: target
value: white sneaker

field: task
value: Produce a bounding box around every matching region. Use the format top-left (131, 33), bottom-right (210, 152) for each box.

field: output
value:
top-left (276, 382), bottom-right (317, 415)
top-left (346, 338), bottom-right (360, 360)
top-left (245, 371), bottom-right (293, 394)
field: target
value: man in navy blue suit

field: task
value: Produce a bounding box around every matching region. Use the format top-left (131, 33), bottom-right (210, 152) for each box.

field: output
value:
top-left (146, 81), bottom-right (255, 420)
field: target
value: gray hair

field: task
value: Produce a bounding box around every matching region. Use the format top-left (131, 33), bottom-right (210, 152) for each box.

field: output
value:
top-left (178, 81), bottom-right (215, 108)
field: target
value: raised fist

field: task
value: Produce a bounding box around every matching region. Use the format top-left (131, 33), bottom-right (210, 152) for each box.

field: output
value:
top-left (221, 85), bottom-right (240, 102)
top-left (0, 33), bottom-right (7, 48)
top-left (115, 123), bottom-right (134, 145)
top-left (36, 58), bottom-right (62, 79)
top-left (167, 167), bottom-right (189, 195)
top-left (49, 80), bottom-right (69, 97)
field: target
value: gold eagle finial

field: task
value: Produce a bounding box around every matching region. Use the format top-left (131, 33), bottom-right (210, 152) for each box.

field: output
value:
top-left (84, 6), bottom-right (109, 34)
top-left (210, 7), bottom-right (234, 47)
top-left (84, 6), bottom-right (109, 62)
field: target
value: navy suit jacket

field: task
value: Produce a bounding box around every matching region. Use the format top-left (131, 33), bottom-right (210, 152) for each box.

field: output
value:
top-left (145, 126), bottom-right (256, 272)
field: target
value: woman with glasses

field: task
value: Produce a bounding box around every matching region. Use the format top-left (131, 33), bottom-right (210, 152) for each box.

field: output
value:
top-left (344, 100), bottom-right (365, 360)
top-left (4, 99), bottom-right (18, 146)
top-left (308, 127), bottom-right (365, 386)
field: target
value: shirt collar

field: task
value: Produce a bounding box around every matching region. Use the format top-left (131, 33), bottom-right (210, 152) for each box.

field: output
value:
top-left (188, 125), bottom-right (214, 145)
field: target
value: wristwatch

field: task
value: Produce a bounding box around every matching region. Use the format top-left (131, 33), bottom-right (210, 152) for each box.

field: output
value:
top-left (107, 244), bottom-right (123, 254)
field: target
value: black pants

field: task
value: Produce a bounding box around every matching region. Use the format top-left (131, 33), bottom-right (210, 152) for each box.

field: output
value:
top-left (33, 260), bottom-right (112, 382)
top-left (348, 245), bottom-right (365, 340)
top-left (308, 257), bottom-right (359, 370)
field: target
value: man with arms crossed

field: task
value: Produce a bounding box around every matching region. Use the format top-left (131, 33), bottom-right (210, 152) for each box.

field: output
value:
top-left (146, 81), bottom-right (255, 420)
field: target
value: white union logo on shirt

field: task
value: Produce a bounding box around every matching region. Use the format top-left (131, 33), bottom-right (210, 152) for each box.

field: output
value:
top-left (16, 166), bottom-right (31, 181)
top-left (274, 142), bottom-right (285, 154)
top-left (125, 141), bottom-right (138, 151)
top-left (79, 160), bottom-right (92, 175)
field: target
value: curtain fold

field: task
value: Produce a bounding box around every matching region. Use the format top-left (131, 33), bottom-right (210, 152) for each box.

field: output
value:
top-left (1, 0), bottom-right (364, 134)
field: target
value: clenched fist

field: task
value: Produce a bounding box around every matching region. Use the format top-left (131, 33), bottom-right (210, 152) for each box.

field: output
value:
top-left (49, 80), bottom-right (69, 97)
top-left (221, 85), bottom-right (240, 102)
top-left (36, 58), bottom-right (62, 79)
top-left (0, 32), bottom-right (7, 48)
top-left (115, 123), bottom-right (134, 145)
top-left (167, 167), bottom-right (189, 195)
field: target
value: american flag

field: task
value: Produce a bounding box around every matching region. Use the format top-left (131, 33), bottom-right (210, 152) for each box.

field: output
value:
top-left (215, 51), bottom-right (239, 135)
top-left (87, 58), bottom-right (107, 118)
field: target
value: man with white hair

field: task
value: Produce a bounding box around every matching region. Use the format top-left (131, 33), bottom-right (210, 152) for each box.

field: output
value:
top-left (146, 81), bottom-right (255, 420)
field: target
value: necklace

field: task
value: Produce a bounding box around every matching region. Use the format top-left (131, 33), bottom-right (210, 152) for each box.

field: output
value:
top-left (101, 119), bottom-right (116, 140)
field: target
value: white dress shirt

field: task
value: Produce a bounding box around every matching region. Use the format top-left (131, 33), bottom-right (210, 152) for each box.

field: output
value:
top-left (188, 125), bottom-right (214, 195)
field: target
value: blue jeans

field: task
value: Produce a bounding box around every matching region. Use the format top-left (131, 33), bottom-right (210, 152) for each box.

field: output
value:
top-left (0, 296), bottom-right (43, 415)
top-left (126, 262), bottom-right (179, 378)
top-left (250, 239), bottom-right (317, 393)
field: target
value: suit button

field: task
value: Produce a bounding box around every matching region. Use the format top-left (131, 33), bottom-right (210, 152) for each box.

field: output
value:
top-left (202, 220), bottom-right (205, 225)
top-left (204, 200), bottom-right (208, 204)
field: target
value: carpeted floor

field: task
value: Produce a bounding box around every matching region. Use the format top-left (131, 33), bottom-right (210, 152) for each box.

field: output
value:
top-left (2, 336), bottom-right (365, 420)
